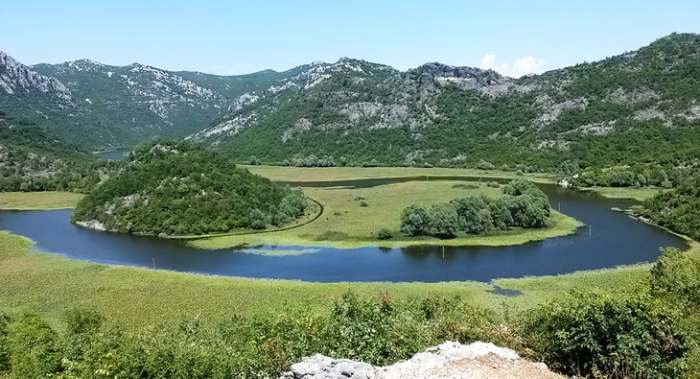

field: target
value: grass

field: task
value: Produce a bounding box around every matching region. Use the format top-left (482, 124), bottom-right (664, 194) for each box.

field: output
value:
top-left (245, 165), bottom-right (557, 184)
top-left (581, 186), bottom-right (665, 202)
top-left (0, 166), bottom-right (689, 332)
top-left (191, 180), bottom-right (581, 249)
top-left (3, 229), bottom-right (693, 331)
top-left (0, 191), bottom-right (84, 210)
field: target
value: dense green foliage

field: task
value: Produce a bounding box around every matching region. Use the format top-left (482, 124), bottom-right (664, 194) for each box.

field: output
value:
top-left (650, 247), bottom-right (700, 307)
top-left (525, 247), bottom-right (700, 379)
top-left (570, 163), bottom-right (693, 188)
top-left (641, 173), bottom-right (700, 239)
top-left (1, 262), bottom-right (697, 379)
top-left (0, 121), bottom-right (115, 193)
top-left (0, 294), bottom-right (500, 378)
top-left (72, 141), bottom-right (306, 235)
top-left (526, 293), bottom-right (688, 378)
top-left (400, 179), bottom-right (551, 238)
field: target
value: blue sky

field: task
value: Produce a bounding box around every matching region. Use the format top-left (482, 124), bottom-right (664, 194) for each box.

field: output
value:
top-left (3, 0), bottom-right (700, 77)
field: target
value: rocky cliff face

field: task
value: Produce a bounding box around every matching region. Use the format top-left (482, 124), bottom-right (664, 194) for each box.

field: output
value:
top-left (280, 341), bottom-right (565, 379)
top-left (190, 57), bottom-right (511, 145)
top-left (0, 51), bottom-right (71, 101)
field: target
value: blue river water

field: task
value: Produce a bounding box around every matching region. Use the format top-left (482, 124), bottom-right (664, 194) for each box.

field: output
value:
top-left (0, 179), bottom-right (686, 282)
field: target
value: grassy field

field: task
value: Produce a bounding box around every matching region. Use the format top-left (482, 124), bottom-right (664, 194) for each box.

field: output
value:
top-left (580, 186), bottom-right (665, 202)
top-left (0, 191), bottom-right (84, 210)
top-left (191, 180), bottom-right (581, 249)
top-left (245, 165), bottom-right (557, 183)
top-left (2, 229), bottom-right (691, 331)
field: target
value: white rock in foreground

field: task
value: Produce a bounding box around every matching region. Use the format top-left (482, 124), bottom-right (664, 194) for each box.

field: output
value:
top-left (280, 341), bottom-right (565, 379)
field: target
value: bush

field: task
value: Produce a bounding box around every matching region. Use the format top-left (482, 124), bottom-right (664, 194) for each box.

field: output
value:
top-left (650, 247), bottom-right (700, 306)
top-left (0, 294), bottom-right (501, 378)
top-left (526, 292), bottom-right (688, 378)
top-left (377, 228), bottom-right (393, 240)
top-left (0, 312), bottom-right (10, 374)
top-left (249, 209), bottom-right (268, 229)
top-left (7, 313), bottom-right (62, 378)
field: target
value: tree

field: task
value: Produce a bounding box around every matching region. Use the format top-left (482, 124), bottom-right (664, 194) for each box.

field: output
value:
top-left (451, 196), bottom-right (489, 234)
top-left (426, 203), bottom-right (459, 238)
top-left (400, 205), bottom-right (430, 236)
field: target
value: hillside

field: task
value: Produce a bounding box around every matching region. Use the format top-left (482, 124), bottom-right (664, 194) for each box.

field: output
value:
top-left (71, 141), bottom-right (307, 235)
top-left (0, 115), bottom-right (112, 192)
top-left (193, 33), bottom-right (700, 170)
top-left (1, 52), bottom-right (284, 148)
top-left (2, 33), bottom-right (699, 168)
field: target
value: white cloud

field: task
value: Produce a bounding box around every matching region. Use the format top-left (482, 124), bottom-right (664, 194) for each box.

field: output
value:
top-left (479, 53), bottom-right (546, 78)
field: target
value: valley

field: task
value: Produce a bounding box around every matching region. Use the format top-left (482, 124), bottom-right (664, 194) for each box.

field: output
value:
top-left (1, 19), bottom-right (699, 379)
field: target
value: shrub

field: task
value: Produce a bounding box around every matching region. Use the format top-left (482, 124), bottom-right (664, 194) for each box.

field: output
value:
top-left (526, 292), bottom-right (688, 378)
top-left (650, 247), bottom-right (700, 306)
top-left (249, 209), bottom-right (268, 229)
top-left (7, 313), bottom-right (62, 378)
top-left (0, 312), bottom-right (10, 374)
top-left (377, 228), bottom-right (393, 240)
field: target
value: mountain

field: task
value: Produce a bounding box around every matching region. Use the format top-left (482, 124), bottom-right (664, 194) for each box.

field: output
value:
top-left (192, 33), bottom-right (700, 170)
top-left (2, 33), bottom-right (699, 168)
top-left (1, 52), bottom-right (284, 148)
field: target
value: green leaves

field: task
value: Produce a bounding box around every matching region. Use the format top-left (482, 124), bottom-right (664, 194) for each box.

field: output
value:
top-left (400, 180), bottom-right (551, 238)
top-left (73, 141), bottom-right (307, 235)
top-left (526, 292), bottom-right (689, 378)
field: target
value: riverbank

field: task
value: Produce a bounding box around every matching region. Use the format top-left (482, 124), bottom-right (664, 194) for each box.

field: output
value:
top-left (0, 191), bottom-right (84, 210)
top-left (191, 180), bottom-right (581, 249)
top-left (0, 174), bottom-right (581, 250)
top-left (579, 186), bottom-right (665, 202)
top-left (244, 165), bottom-right (557, 184)
top-left (2, 228), bottom-right (694, 331)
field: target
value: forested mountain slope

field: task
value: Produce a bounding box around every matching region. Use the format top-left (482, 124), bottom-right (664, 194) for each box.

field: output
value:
top-left (0, 115), bottom-right (113, 192)
top-left (2, 33), bottom-right (699, 169)
top-left (193, 33), bottom-right (700, 170)
top-left (0, 52), bottom-right (285, 148)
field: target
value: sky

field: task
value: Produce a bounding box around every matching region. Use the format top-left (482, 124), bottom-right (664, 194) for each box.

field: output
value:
top-left (3, 0), bottom-right (700, 77)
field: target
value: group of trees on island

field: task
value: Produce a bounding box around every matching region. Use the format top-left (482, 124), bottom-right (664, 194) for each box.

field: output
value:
top-left (400, 179), bottom-right (551, 238)
top-left (72, 141), bottom-right (307, 236)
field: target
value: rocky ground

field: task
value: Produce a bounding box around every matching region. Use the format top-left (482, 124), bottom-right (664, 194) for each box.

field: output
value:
top-left (280, 341), bottom-right (565, 379)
